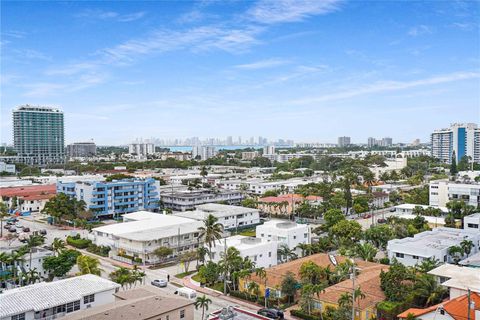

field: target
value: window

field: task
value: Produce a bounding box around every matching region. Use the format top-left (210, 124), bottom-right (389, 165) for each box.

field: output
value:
top-left (84, 294), bottom-right (95, 304)
top-left (413, 255), bottom-right (419, 259)
top-left (440, 309), bottom-right (445, 315)
top-left (66, 300), bottom-right (80, 313)
top-left (180, 310), bottom-right (185, 319)
top-left (11, 313), bottom-right (25, 320)
top-left (395, 253), bottom-right (404, 258)
top-left (468, 223), bottom-right (479, 229)
top-left (55, 305), bottom-right (66, 314)
top-left (304, 233), bottom-right (308, 238)
top-left (268, 252), bottom-right (272, 257)
top-left (166, 316), bottom-right (170, 320)
top-left (293, 235), bottom-right (296, 239)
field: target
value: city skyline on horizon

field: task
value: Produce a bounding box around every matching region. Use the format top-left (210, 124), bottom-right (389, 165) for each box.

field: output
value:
top-left (1, 1), bottom-right (479, 145)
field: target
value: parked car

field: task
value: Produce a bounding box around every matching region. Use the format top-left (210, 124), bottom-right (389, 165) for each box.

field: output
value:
top-left (39, 229), bottom-right (47, 235)
top-left (4, 224), bottom-right (12, 229)
top-left (15, 222), bottom-right (22, 228)
top-left (389, 208), bottom-right (396, 212)
top-left (151, 279), bottom-right (168, 288)
top-left (22, 227), bottom-right (30, 232)
top-left (377, 218), bottom-right (387, 224)
top-left (363, 214), bottom-right (372, 219)
top-left (257, 308), bottom-right (284, 319)
top-left (9, 227), bottom-right (17, 233)
top-left (7, 217), bottom-right (18, 223)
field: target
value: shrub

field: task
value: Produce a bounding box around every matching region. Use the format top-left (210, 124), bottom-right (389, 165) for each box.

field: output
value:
top-left (379, 257), bottom-right (390, 265)
top-left (134, 257), bottom-right (142, 263)
top-left (66, 236), bottom-right (92, 249)
top-left (86, 244), bottom-right (111, 257)
top-left (290, 309), bottom-right (321, 320)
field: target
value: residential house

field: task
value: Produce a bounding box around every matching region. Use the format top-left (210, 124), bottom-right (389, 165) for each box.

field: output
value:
top-left (256, 220), bottom-right (311, 251)
top-left (0, 184), bottom-right (56, 213)
top-left (428, 264), bottom-right (480, 298)
top-left (258, 194), bottom-right (321, 217)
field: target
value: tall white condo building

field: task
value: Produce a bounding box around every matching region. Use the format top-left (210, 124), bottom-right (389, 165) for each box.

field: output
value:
top-left (431, 123), bottom-right (480, 164)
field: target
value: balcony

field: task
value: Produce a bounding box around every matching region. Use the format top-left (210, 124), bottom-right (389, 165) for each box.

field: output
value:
top-left (114, 188), bottom-right (137, 194)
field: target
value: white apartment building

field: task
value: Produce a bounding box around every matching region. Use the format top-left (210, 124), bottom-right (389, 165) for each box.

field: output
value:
top-left (393, 204), bottom-right (449, 215)
top-left (256, 220), bottom-right (310, 251)
top-left (431, 123), bottom-right (480, 164)
top-left (241, 151), bottom-right (259, 160)
top-left (465, 213), bottom-right (480, 232)
top-left (370, 157), bottom-right (407, 179)
top-left (210, 235), bottom-right (278, 268)
top-left (387, 227), bottom-right (480, 267)
top-left (129, 143), bottom-right (155, 156)
top-left (174, 203), bottom-right (260, 230)
top-left (0, 274), bottom-right (120, 320)
top-left (91, 212), bottom-right (204, 264)
top-left (192, 145), bottom-right (216, 160)
top-left (429, 180), bottom-right (480, 207)
top-left (218, 178), bottom-right (315, 195)
top-left (263, 146), bottom-right (275, 155)
top-left (0, 161), bottom-right (15, 174)
top-left (161, 189), bottom-right (244, 211)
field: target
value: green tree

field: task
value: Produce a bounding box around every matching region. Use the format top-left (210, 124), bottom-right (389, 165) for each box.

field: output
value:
top-left (448, 246), bottom-right (464, 264)
top-left (460, 239), bottom-right (474, 257)
top-left (0, 202), bottom-right (9, 238)
top-left (198, 214), bottom-right (223, 260)
top-left (51, 238), bottom-right (66, 256)
top-left (179, 251), bottom-right (198, 273)
top-left (413, 274), bottom-right (447, 307)
top-left (43, 249), bottom-right (81, 279)
top-left (197, 261), bottom-right (220, 286)
top-left (195, 295), bottom-right (212, 320)
top-left (200, 166), bottom-right (208, 177)
top-left (277, 244), bottom-right (298, 263)
top-left (364, 224), bottom-right (395, 249)
top-left (281, 271), bottom-right (299, 304)
top-left (25, 234), bottom-right (45, 268)
top-left (354, 243), bottom-right (377, 262)
top-left (241, 198), bottom-right (258, 209)
top-left (450, 151), bottom-right (458, 175)
top-left (322, 208), bottom-right (345, 231)
top-left (329, 220), bottom-right (363, 246)
top-left (42, 193), bottom-right (87, 224)
top-left (247, 281), bottom-right (260, 299)
top-left (76, 255), bottom-right (103, 276)
top-left (153, 246), bottom-right (173, 263)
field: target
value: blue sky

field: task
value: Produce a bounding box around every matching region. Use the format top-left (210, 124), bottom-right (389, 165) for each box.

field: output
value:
top-left (1, 0), bottom-right (479, 145)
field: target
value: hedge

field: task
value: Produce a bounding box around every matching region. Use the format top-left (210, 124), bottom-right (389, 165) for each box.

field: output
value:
top-left (66, 235), bottom-right (92, 249)
top-left (290, 310), bottom-right (321, 320)
top-left (86, 244), bottom-right (111, 257)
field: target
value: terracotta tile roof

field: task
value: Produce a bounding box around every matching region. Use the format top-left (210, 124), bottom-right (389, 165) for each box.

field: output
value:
top-left (398, 292), bottom-right (480, 320)
top-left (258, 194), bottom-right (321, 204)
top-left (0, 184), bottom-right (56, 200)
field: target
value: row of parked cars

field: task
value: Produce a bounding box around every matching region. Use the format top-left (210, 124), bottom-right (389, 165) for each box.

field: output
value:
top-left (3, 217), bottom-right (47, 242)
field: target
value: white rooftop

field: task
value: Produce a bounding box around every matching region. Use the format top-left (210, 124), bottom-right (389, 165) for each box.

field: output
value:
top-left (394, 203), bottom-right (448, 213)
top-left (387, 227), bottom-right (480, 257)
top-left (391, 213), bottom-right (447, 225)
top-left (173, 203), bottom-right (258, 220)
top-left (428, 264), bottom-right (480, 293)
top-left (94, 212), bottom-right (203, 241)
top-left (257, 219), bottom-right (308, 230)
top-left (213, 235), bottom-right (270, 250)
top-left (0, 274), bottom-right (120, 318)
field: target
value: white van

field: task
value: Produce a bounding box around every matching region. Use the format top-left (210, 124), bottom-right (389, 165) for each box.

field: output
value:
top-left (175, 287), bottom-right (197, 299)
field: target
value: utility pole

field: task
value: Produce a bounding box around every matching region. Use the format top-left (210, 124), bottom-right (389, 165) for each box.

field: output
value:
top-left (351, 261), bottom-right (356, 320)
top-left (223, 237), bottom-right (227, 295)
top-left (468, 288), bottom-right (471, 320)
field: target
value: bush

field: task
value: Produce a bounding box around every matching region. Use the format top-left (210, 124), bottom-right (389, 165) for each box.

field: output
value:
top-left (379, 257), bottom-right (390, 265)
top-left (66, 236), bottom-right (92, 249)
top-left (86, 244), bottom-right (111, 257)
top-left (134, 257), bottom-right (142, 263)
top-left (290, 309), bottom-right (321, 320)
top-left (377, 301), bottom-right (405, 320)
top-left (229, 290), bottom-right (258, 303)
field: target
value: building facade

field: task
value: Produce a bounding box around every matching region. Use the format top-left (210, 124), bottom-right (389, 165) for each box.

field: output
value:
top-left (0, 162), bottom-right (15, 174)
top-left (191, 145), bottom-right (216, 160)
top-left (256, 220), bottom-right (311, 251)
top-left (13, 105), bottom-right (65, 165)
top-left (128, 143), bottom-right (155, 156)
top-left (241, 151), bottom-right (259, 160)
top-left (337, 136), bottom-right (351, 147)
top-left (431, 123), bottom-right (480, 164)
top-left (161, 189), bottom-right (244, 211)
top-left (429, 180), bottom-right (480, 208)
top-left (57, 178), bottom-right (160, 218)
top-left (67, 142), bottom-right (97, 158)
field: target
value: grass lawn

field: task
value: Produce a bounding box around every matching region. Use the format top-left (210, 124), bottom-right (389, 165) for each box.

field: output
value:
top-left (190, 274), bottom-right (224, 292)
top-left (191, 274), bottom-right (202, 282)
top-left (175, 270), bottom-right (197, 278)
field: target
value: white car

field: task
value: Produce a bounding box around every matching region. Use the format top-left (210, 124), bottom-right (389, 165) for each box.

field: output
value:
top-left (151, 279), bottom-right (168, 288)
top-left (15, 222), bottom-right (22, 228)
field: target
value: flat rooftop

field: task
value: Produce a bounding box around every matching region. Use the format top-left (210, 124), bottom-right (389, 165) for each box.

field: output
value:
top-left (428, 264), bottom-right (480, 293)
top-left (213, 235), bottom-right (270, 250)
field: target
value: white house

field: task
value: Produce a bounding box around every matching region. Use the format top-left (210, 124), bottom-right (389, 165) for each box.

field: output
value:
top-left (387, 227), bottom-right (480, 267)
top-left (393, 204), bottom-right (449, 215)
top-left (91, 212), bottom-right (204, 264)
top-left (173, 203), bottom-right (260, 230)
top-left (210, 235), bottom-right (278, 268)
top-left (0, 274), bottom-right (120, 320)
top-left (256, 220), bottom-right (310, 251)
top-left (427, 264), bottom-right (480, 298)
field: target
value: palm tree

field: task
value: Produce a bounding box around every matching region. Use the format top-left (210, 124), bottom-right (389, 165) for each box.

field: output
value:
top-left (448, 246), bottom-right (464, 264)
top-left (255, 267), bottom-right (268, 306)
top-left (414, 274), bottom-right (446, 306)
top-left (196, 246), bottom-right (209, 268)
top-left (247, 281), bottom-right (260, 300)
top-left (76, 255), bottom-right (103, 276)
top-left (460, 239), bottom-right (474, 257)
top-left (52, 238), bottom-right (66, 256)
top-left (195, 295), bottom-right (212, 320)
top-left (338, 292), bottom-right (352, 308)
top-left (198, 214), bottom-right (223, 260)
top-left (277, 244), bottom-right (297, 263)
top-left (354, 243), bottom-right (377, 262)
top-left (219, 247), bottom-right (242, 291)
top-left (417, 258), bottom-right (440, 273)
top-left (296, 243), bottom-right (312, 257)
top-left (25, 234), bottom-right (45, 268)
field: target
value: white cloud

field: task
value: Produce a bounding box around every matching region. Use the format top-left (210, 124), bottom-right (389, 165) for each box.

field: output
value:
top-left (235, 58), bottom-right (290, 70)
top-left (408, 25), bottom-right (433, 36)
top-left (248, 0), bottom-right (342, 24)
top-left (292, 71), bottom-right (480, 104)
top-left (75, 9), bottom-right (145, 22)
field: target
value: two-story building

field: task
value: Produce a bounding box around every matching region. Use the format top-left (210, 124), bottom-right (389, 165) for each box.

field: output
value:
top-left (430, 180), bottom-right (480, 208)
top-left (91, 211), bottom-right (203, 264)
top-left (57, 178), bottom-right (160, 218)
top-left (256, 220), bottom-right (310, 252)
top-left (0, 274), bottom-right (120, 320)
top-left (161, 189), bottom-right (243, 211)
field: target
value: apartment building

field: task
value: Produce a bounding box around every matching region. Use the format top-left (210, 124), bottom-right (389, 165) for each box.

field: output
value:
top-left (431, 123), bottom-right (480, 164)
top-left (0, 184), bottom-right (57, 213)
top-left (465, 213), bottom-right (480, 232)
top-left (0, 274), bottom-right (120, 320)
top-left (210, 235), bottom-right (278, 268)
top-left (57, 178), bottom-right (160, 218)
top-left (337, 136), bottom-right (351, 147)
top-left (128, 143), bottom-right (155, 156)
top-left (91, 211), bottom-right (203, 264)
top-left (241, 151), bottom-right (259, 160)
top-left (192, 145), bottom-right (216, 160)
top-left (173, 203), bottom-right (260, 230)
top-left (256, 220), bottom-right (311, 250)
top-left (429, 180), bottom-right (480, 207)
top-left (67, 142), bottom-right (97, 158)
top-left (13, 105), bottom-right (65, 165)
top-left (65, 287), bottom-right (194, 320)
top-left (161, 189), bottom-right (243, 211)
top-left (427, 264), bottom-right (480, 299)
top-left (387, 227), bottom-right (480, 267)
top-left (0, 162), bottom-right (15, 174)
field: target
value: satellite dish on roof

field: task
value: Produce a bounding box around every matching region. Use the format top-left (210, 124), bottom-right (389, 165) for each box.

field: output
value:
top-left (328, 254), bottom-right (338, 266)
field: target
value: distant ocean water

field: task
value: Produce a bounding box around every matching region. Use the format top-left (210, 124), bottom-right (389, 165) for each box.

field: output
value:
top-left (162, 145), bottom-right (263, 152)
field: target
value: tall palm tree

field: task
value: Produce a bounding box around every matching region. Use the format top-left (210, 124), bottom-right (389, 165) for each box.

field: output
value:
top-left (219, 247), bottom-right (242, 290)
top-left (414, 274), bottom-right (446, 306)
top-left (76, 255), bottom-right (103, 276)
top-left (460, 239), bottom-right (474, 257)
top-left (277, 244), bottom-right (297, 263)
top-left (255, 267), bottom-right (268, 306)
top-left (247, 281), bottom-right (260, 300)
top-left (52, 238), bottom-right (66, 256)
top-left (296, 243), bottom-right (312, 257)
top-left (354, 243), bottom-right (377, 262)
top-left (198, 214), bottom-right (223, 260)
top-left (195, 295), bottom-right (212, 320)
top-left (25, 234), bottom-right (45, 268)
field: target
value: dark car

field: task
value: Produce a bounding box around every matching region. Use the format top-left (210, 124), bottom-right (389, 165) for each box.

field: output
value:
top-left (22, 227), bottom-right (30, 232)
top-left (389, 208), bottom-right (396, 212)
top-left (39, 229), bottom-right (47, 235)
top-left (257, 308), bottom-right (284, 319)
top-left (377, 218), bottom-right (387, 224)
top-left (9, 227), bottom-right (17, 233)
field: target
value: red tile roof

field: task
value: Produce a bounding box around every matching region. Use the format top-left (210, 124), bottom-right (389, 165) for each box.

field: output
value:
top-left (0, 184), bottom-right (56, 200)
top-left (398, 292), bottom-right (480, 320)
top-left (259, 194), bottom-right (322, 203)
